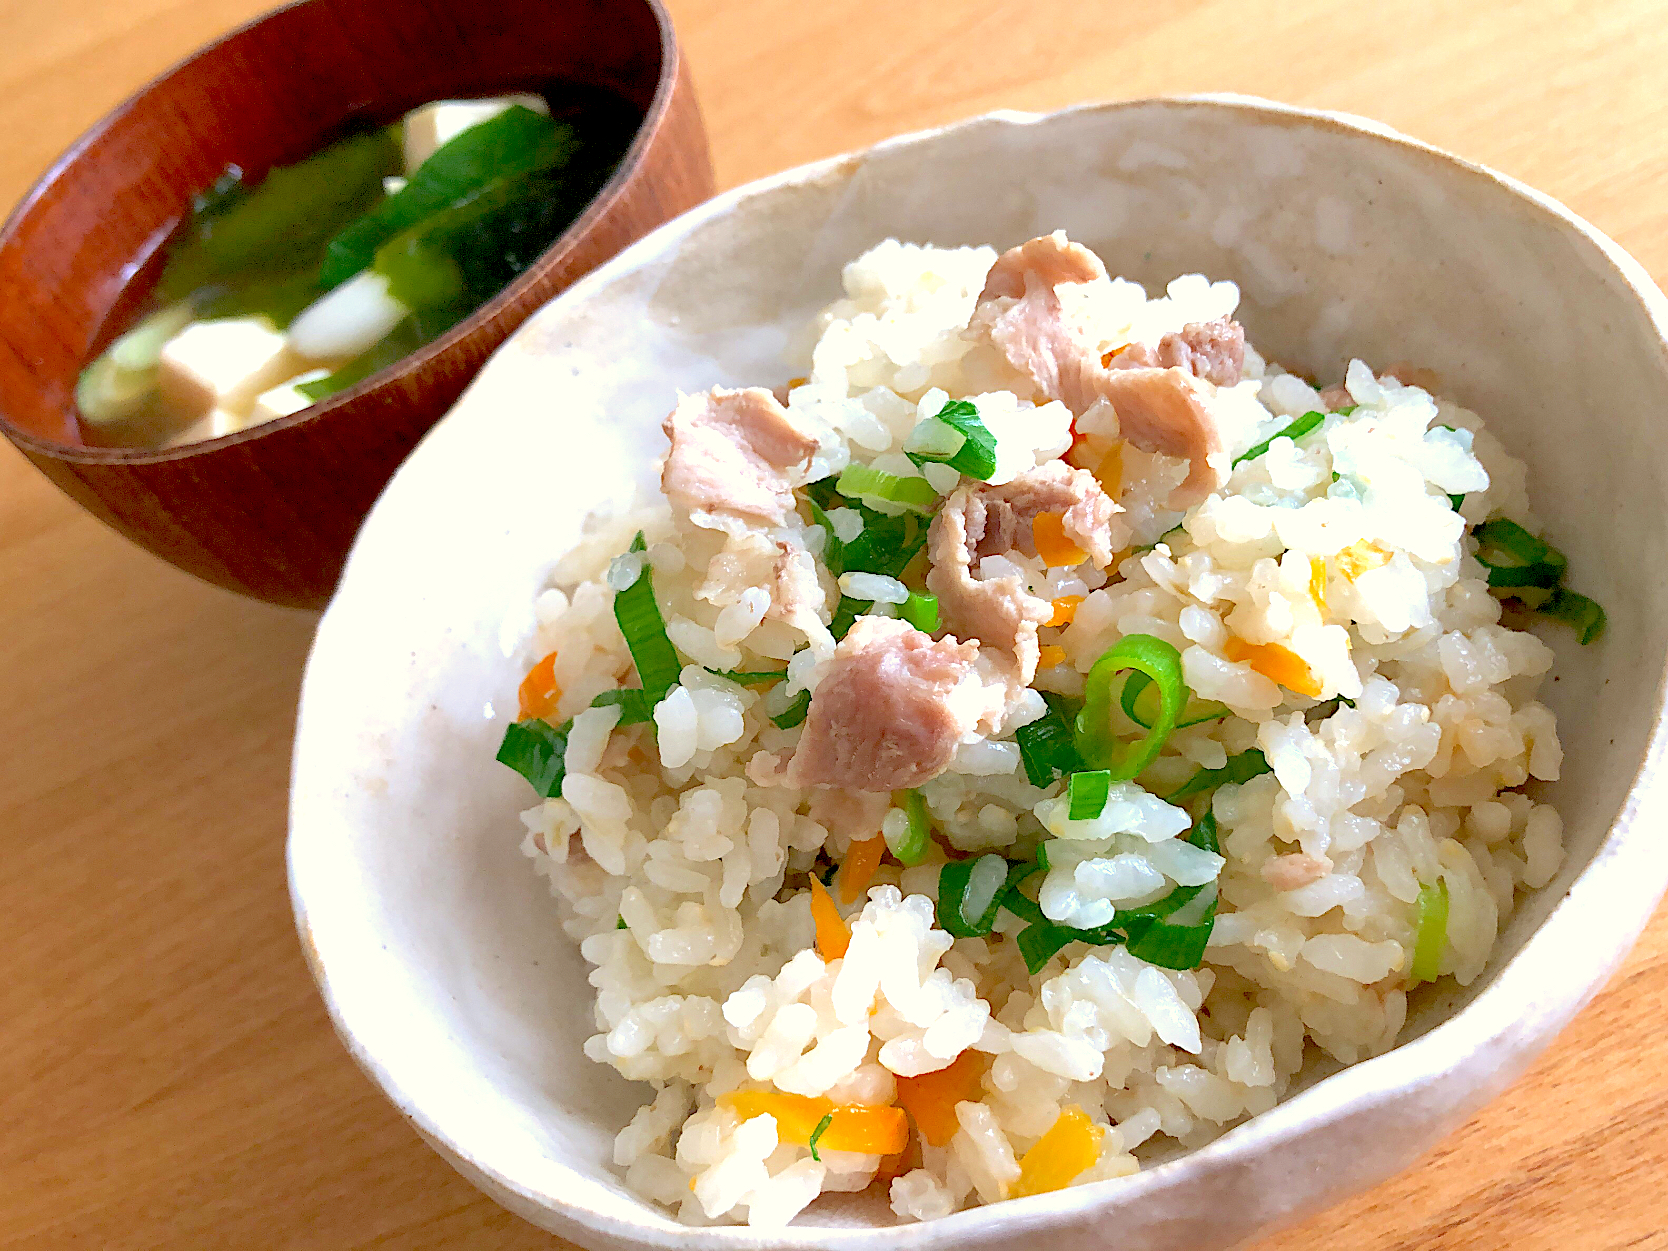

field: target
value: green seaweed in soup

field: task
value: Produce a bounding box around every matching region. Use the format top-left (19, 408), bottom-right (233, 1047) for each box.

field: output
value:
top-left (76, 91), bottom-right (638, 448)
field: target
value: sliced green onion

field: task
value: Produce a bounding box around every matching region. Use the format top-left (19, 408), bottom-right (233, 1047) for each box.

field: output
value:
top-left (1075, 635), bottom-right (1187, 781)
top-left (704, 668), bottom-right (789, 686)
top-left (321, 106), bottom-right (576, 288)
top-left (496, 717), bottom-right (571, 797)
top-left (936, 855), bottom-right (1010, 938)
top-left (1543, 588), bottom-right (1606, 645)
top-left (904, 399), bottom-right (999, 481)
top-left (616, 915), bottom-right (627, 929)
top-left (901, 592), bottom-right (939, 633)
top-left (1410, 878), bottom-right (1450, 983)
top-left (1165, 748), bottom-right (1272, 807)
top-left (901, 416), bottom-right (966, 459)
top-left (835, 463), bottom-right (938, 511)
top-left (1233, 410), bottom-right (1325, 466)
top-left (1119, 670), bottom-right (1229, 731)
top-left (613, 532), bottom-right (682, 700)
top-left (1015, 694), bottom-right (1085, 787)
top-left (1010, 811), bottom-right (1224, 974)
top-left (1123, 881), bottom-right (1218, 970)
top-left (1066, 770), bottom-right (1111, 820)
top-left (772, 690), bottom-right (811, 729)
top-left (808, 1112), bottom-right (833, 1162)
top-left (829, 596), bottom-right (863, 642)
top-left (590, 688), bottom-right (656, 725)
top-left (1016, 923), bottom-right (1077, 973)
top-left (806, 496), bottom-right (846, 576)
top-left (887, 790), bottom-right (932, 865)
top-left (1448, 493), bottom-right (1465, 510)
top-left (1473, 517), bottom-right (1568, 590)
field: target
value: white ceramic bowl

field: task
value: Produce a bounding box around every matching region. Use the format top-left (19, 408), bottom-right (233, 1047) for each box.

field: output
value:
top-left (289, 95), bottom-right (1668, 1250)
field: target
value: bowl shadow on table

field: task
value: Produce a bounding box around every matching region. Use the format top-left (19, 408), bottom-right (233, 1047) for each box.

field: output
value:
top-left (292, 98), bottom-right (1668, 1249)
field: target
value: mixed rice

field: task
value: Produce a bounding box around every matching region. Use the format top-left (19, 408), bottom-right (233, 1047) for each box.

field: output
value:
top-left (498, 232), bottom-right (1598, 1226)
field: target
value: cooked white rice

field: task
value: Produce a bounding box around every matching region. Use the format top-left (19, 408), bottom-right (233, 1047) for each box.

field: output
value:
top-left (510, 238), bottom-right (1566, 1226)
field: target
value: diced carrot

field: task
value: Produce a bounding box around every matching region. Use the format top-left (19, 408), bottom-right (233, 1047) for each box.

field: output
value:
top-left (895, 1051), bottom-right (985, 1147)
top-left (809, 875), bottom-right (851, 960)
top-left (839, 835), bottom-right (887, 905)
top-left (1009, 1106), bottom-right (1103, 1198)
top-left (1309, 556), bottom-right (1328, 618)
top-left (1092, 441), bottom-right (1124, 496)
top-left (517, 651), bottom-right (562, 720)
top-left (1037, 644), bottom-right (1067, 669)
top-left (787, 376), bottom-right (809, 389)
top-left (1336, 540), bottom-right (1391, 581)
top-left (1223, 637), bottom-right (1322, 699)
top-left (1048, 595), bottom-right (1084, 627)
top-left (1032, 512), bottom-right (1087, 567)
top-left (719, 1091), bottom-right (909, 1156)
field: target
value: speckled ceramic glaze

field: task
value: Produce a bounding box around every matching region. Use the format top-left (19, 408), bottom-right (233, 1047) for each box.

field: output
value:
top-left (289, 96), bottom-right (1668, 1250)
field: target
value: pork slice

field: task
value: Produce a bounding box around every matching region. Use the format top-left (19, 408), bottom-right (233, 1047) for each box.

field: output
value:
top-left (972, 233), bottom-right (1231, 508)
top-left (1262, 852), bottom-right (1333, 892)
top-left (1107, 317), bottom-right (1245, 388)
top-left (971, 460), bottom-right (1120, 568)
top-left (785, 617), bottom-right (989, 791)
top-left (661, 387), bottom-right (819, 525)
top-left (1096, 367), bottom-right (1226, 508)
top-left (925, 486), bottom-right (1051, 697)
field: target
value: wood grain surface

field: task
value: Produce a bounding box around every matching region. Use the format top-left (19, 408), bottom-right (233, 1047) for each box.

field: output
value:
top-left (1, 1), bottom-right (1664, 1247)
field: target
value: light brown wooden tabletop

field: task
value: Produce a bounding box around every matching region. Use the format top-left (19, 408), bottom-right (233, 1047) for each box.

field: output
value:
top-left (3, 1), bottom-right (1665, 1247)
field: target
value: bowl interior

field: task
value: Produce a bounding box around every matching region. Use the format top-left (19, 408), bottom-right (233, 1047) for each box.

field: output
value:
top-left (0, 0), bottom-right (665, 451)
top-left (290, 98), bottom-right (1668, 1250)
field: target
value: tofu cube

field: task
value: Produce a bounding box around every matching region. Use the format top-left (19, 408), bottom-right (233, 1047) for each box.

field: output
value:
top-left (165, 407), bottom-right (249, 448)
top-left (157, 317), bottom-right (299, 422)
top-left (402, 94), bottom-right (548, 172)
top-left (251, 370), bottom-right (332, 425)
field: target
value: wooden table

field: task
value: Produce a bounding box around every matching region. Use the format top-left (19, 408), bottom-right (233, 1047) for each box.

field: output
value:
top-left (2, 1), bottom-right (1665, 1246)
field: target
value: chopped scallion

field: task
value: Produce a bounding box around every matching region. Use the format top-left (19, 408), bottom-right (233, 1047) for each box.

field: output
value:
top-left (772, 690), bottom-right (811, 729)
top-left (1066, 770), bottom-right (1111, 821)
top-left (1165, 748), bottom-right (1272, 807)
top-left (703, 668), bottom-right (789, 686)
top-left (613, 532), bottom-right (682, 700)
top-left (903, 399), bottom-right (999, 481)
top-left (887, 789), bottom-right (932, 865)
top-left (901, 592), bottom-right (939, 633)
top-left (1473, 518), bottom-right (1567, 590)
top-left (1233, 410), bottom-right (1325, 466)
top-left (936, 854), bottom-right (1011, 938)
top-left (835, 463), bottom-right (938, 511)
top-left (1410, 878), bottom-right (1450, 983)
top-left (1543, 588), bottom-right (1606, 645)
top-left (1119, 670), bottom-right (1229, 731)
top-left (1075, 634), bottom-right (1188, 781)
top-left (495, 717), bottom-right (571, 797)
top-left (1015, 693), bottom-right (1084, 787)
top-left (807, 1112), bottom-right (833, 1162)
top-left (589, 688), bottom-right (656, 725)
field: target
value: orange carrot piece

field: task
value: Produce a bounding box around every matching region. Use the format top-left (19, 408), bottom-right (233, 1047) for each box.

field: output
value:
top-left (1335, 540), bottom-right (1391, 581)
top-left (894, 1051), bottom-right (985, 1147)
top-left (1010, 1106), bottom-right (1103, 1198)
top-left (1048, 595), bottom-right (1084, 627)
top-left (839, 835), bottom-right (887, 905)
top-left (517, 651), bottom-right (562, 720)
top-left (719, 1091), bottom-right (909, 1155)
top-left (1032, 512), bottom-right (1088, 567)
top-left (1093, 442), bottom-right (1124, 496)
top-left (1309, 556), bottom-right (1328, 617)
top-left (1223, 637), bottom-right (1322, 699)
top-left (809, 875), bottom-right (851, 960)
top-left (1037, 644), bottom-right (1067, 669)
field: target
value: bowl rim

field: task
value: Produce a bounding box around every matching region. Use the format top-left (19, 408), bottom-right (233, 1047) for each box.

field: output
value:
top-left (289, 92), bottom-right (1668, 1248)
top-left (0, 0), bottom-right (683, 466)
